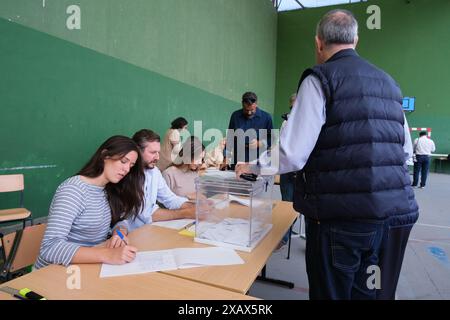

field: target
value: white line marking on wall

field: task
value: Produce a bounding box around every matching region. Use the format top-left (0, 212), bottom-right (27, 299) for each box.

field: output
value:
top-left (0, 164), bottom-right (57, 171)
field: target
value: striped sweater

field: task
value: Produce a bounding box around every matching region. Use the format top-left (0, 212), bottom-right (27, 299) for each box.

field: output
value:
top-left (35, 175), bottom-right (111, 269)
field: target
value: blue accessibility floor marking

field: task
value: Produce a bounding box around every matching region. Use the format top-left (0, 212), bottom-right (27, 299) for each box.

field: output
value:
top-left (427, 246), bottom-right (450, 268)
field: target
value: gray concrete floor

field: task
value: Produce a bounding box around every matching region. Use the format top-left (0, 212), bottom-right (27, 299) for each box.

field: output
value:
top-left (249, 172), bottom-right (450, 300)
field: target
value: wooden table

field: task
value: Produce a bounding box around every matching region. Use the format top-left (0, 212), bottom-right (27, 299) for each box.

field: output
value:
top-left (0, 264), bottom-right (256, 300)
top-left (0, 201), bottom-right (296, 299)
top-left (128, 201), bottom-right (298, 294)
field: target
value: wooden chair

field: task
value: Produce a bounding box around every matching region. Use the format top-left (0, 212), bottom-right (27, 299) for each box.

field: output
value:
top-left (0, 174), bottom-right (31, 226)
top-left (0, 224), bottom-right (46, 282)
top-left (0, 174), bottom-right (33, 282)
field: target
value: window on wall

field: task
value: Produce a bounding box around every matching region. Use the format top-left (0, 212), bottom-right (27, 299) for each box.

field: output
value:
top-left (272, 0), bottom-right (369, 12)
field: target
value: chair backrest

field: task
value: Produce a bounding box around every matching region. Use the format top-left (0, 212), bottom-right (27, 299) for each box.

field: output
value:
top-left (0, 174), bottom-right (24, 193)
top-left (2, 224), bottom-right (46, 272)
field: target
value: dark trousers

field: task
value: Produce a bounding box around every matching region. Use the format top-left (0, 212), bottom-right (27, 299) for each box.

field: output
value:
top-left (305, 218), bottom-right (413, 300)
top-left (412, 155), bottom-right (430, 187)
top-left (377, 225), bottom-right (413, 299)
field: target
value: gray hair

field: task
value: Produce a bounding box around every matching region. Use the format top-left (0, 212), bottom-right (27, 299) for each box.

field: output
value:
top-left (316, 9), bottom-right (358, 46)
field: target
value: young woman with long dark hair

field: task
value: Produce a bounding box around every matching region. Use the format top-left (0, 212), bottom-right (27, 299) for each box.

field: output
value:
top-left (35, 136), bottom-right (144, 269)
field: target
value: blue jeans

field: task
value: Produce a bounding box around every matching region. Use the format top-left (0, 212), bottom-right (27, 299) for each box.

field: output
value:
top-left (412, 155), bottom-right (430, 187)
top-left (280, 172), bottom-right (295, 244)
top-left (305, 218), bottom-right (412, 300)
top-left (280, 172), bottom-right (295, 202)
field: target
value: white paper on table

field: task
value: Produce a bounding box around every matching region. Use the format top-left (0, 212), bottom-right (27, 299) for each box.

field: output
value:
top-left (100, 250), bottom-right (177, 278)
top-left (152, 219), bottom-right (195, 230)
top-left (199, 218), bottom-right (268, 245)
top-left (99, 247), bottom-right (244, 278)
top-left (172, 247), bottom-right (244, 269)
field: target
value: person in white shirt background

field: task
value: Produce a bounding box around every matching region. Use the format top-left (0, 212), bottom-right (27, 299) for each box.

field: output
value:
top-left (412, 131), bottom-right (436, 188)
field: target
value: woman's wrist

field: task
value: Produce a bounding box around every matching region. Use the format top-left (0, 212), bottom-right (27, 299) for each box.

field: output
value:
top-left (98, 247), bottom-right (111, 263)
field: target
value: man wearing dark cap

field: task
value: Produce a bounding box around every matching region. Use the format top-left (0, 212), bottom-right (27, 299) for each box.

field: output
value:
top-left (223, 92), bottom-right (273, 170)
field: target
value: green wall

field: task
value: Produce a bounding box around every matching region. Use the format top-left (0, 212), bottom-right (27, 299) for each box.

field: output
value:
top-left (0, 0), bottom-right (277, 108)
top-left (274, 0), bottom-right (450, 173)
top-left (0, 0), bottom-right (277, 219)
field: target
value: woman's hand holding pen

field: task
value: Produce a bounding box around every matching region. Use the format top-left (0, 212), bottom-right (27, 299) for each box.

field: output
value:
top-left (107, 228), bottom-right (129, 248)
top-left (106, 234), bottom-right (126, 248)
top-left (103, 245), bottom-right (138, 265)
top-left (104, 228), bottom-right (136, 264)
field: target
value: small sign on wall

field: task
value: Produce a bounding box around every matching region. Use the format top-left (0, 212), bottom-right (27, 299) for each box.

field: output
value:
top-left (403, 97), bottom-right (415, 112)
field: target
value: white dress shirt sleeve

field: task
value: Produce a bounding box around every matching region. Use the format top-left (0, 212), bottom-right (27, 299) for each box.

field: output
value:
top-left (155, 168), bottom-right (188, 210)
top-left (258, 75), bottom-right (326, 175)
top-left (403, 115), bottom-right (414, 162)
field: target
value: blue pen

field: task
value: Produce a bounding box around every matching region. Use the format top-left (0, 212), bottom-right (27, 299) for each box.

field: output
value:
top-left (185, 221), bottom-right (196, 229)
top-left (116, 229), bottom-right (128, 246)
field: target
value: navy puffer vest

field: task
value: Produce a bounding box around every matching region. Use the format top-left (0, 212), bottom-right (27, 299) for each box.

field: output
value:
top-left (293, 49), bottom-right (418, 226)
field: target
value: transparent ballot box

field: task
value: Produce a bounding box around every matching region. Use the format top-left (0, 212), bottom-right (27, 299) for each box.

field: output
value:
top-left (194, 171), bottom-right (273, 252)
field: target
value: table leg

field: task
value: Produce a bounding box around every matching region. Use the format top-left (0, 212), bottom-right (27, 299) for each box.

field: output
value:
top-left (256, 265), bottom-right (295, 289)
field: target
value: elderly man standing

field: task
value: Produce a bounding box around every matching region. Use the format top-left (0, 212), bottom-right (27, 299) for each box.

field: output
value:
top-left (237, 9), bottom-right (418, 300)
